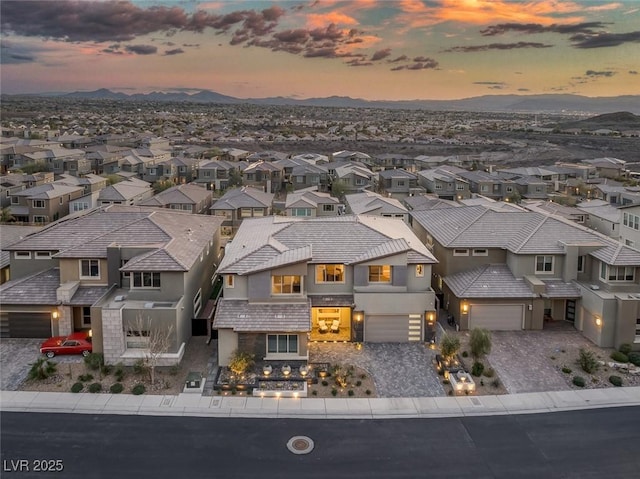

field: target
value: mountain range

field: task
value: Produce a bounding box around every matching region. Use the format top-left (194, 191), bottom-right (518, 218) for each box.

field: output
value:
top-left (19, 88), bottom-right (640, 114)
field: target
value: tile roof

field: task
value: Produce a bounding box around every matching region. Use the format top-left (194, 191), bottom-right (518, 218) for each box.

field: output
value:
top-left (541, 280), bottom-right (582, 298)
top-left (12, 183), bottom-right (84, 199)
top-left (98, 179), bottom-right (151, 201)
top-left (309, 295), bottom-right (354, 307)
top-left (211, 186), bottom-right (274, 210)
top-left (345, 191), bottom-right (408, 215)
top-left (0, 225), bottom-right (42, 268)
top-left (139, 183), bottom-right (210, 207)
top-left (0, 268), bottom-right (60, 304)
top-left (68, 286), bottom-right (111, 305)
top-left (444, 264), bottom-right (537, 298)
top-left (213, 298), bottom-right (311, 332)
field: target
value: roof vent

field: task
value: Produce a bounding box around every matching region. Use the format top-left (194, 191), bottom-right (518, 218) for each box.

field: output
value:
top-left (589, 285), bottom-right (600, 290)
top-left (114, 295), bottom-right (126, 302)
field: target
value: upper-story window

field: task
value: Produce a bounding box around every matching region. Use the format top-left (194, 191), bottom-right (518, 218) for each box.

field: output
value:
top-left (456, 184), bottom-right (465, 191)
top-left (623, 212), bottom-right (640, 230)
top-left (272, 275), bottom-right (302, 295)
top-left (577, 255), bottom-right (585, 273)
top-left (33, 199), bottom-right (45, 208)
top-left (11, 196), bottom-right (18, 204)
top-left (535, 255), bottom-right (553, 273)
top-left (473, 249), bottom-right (488, 256)
top-left (355, 178), bottom-right (366, 186)
top-left (132, 272), bottom-right (161, 288)
top-left (291, 208), bottom-right (311, 217)
top-left (80, 259), bottom-right (100, 278)
top-left (35, 251), bottom-right (52, 259)
top-left (316, 264), bottom-right (344, 283)
top-left (600, 264), bottom-right (635, 282)
top-left (453, 249), bottom-right (469, 256)
top-left (240, 208), bottom-right (252, 218)
top-left (368, 265), bottom-right (391, 283)
top-left (225, 275), bottom-right (234, 288)
top-left (323, 204), bottom-right (335, 212)
top-left (415, 264), bottom-right (424, 277)
top-left (15, 251), bottom-right (31, 259)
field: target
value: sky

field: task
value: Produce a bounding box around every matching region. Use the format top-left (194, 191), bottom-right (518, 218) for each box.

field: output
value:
top-left (1, 0), bottom-right (639, 100)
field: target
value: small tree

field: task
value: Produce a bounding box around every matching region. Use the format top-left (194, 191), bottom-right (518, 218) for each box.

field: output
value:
top-left (228, 349), bottom-right (255, 377)
top-left (469, 328), bottom-right (492, 362)
top-left (128, 316), bottom-right (174, 387)
top-left (28, 358), bottom-right (57, 380)
top-left (0, 207), bottom-right (15, 223)
top-left (440, 334), bottom-right (461, 362)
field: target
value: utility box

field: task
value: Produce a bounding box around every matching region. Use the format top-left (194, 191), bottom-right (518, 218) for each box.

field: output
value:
top-left (184, 372), bottom-right (203, 393)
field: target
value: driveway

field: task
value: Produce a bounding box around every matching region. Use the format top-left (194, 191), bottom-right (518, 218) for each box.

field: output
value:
top-left (308, 342), bottom-right (444, 398)
top-left (1, 339), bottom-right (42, 391)
top-left (487, 329), bottom-right (595, 394)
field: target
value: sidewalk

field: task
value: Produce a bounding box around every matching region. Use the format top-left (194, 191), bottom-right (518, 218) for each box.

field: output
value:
top-left (2, 386), bottom-right (640, 419)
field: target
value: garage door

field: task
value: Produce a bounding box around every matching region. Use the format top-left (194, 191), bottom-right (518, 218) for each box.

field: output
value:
top-left (469, 304), bottom-right (523, 330)
top-left (0, 312), bottom-right (52, 338)
top-left (365, 315), bottom-right (422, 342)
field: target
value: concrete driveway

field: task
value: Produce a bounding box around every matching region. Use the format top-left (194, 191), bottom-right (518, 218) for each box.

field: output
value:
top-left (309, 342), bottom-right (444, 398)
top-left (1, 339), bottom-right (42, 391)
top-left (487, 329), bottom-right (594, 394)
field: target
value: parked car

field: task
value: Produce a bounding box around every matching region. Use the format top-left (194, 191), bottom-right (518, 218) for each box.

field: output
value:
top-left (40, 332), bottom-right (92, 358)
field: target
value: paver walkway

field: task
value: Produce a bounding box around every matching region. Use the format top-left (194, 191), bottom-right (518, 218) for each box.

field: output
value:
top-left (309, 342), bottom-right (444, 397)
top-left (0, 339), bottom-right (42, 391)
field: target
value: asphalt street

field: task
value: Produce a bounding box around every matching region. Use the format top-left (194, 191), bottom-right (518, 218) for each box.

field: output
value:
top-left (2, 407), bottom-right (640, 478)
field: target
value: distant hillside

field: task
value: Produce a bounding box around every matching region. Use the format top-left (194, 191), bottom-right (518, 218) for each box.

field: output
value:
top-left (552, 111), bottom-right (640, 131)
top-left (45, 89), bottom-right (640, 114)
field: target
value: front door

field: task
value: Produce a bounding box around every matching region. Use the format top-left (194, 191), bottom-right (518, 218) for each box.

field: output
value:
top-left (565, 300), bottom-right (576, 323)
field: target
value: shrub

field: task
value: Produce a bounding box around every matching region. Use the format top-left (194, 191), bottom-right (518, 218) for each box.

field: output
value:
top-left (578, 349), bottom-right (599, 374)
top-left (471, 361), bottom-right (485, 377)
top-left (355, 380), bottom-right (362, 387)
top-left (482, 367), bottom-right (495, 378)
top-left (469, 328), bottom-right (492, 360)
top-left (228, 350), bottom-right (255, 376)
top-left (461, 351), bottom-right (469, 358)
top-left (619, 344), bottom-right (632, 356)
top-left (71, 382), bottom-right (84, 393)
top-left (609, 375), bottom-right (623, 387)
top-left (28, 358), bottom-right (57, 381)
top-left (312, 390), bottom-right (318, 396)
top-left (132, 384), bottom-right (146, 395)
top-left (321, 380), bottom-right (329, 387)
top-left (84, 353), bottom-right (104, 371)
top-left (610, 351), bottom-right (629, 363)
top-left (440, 334), bottom-right (461, 362)
top-left (133, 359), bottom-right (147, 375)
top-left (562, 367), bottom-right (572, 374)
top-left (88, 382), bottom-right (102, 393)
top-left (348, 390), bottom-right (355, 397)
top-left (109, 383), bottom-right (124, 394)
top-left (572, 376), bottom-right (586, 387)
top-left (101, 364), bottom-right (113, 376)
top-left (365, 389), bottom-right (372, 396)
top-left (78, 373), bottom-right (94, 382)
top-left (628, 353), bottom-right (640, 367)
top-left (491, 379), bottom-right (500, 388)
top-left (331, 388), bottom-right (338, 396)
top-left (114, 368), bottom-right (125, 382)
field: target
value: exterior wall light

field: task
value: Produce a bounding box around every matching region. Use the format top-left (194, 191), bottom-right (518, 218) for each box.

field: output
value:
top-left (595, 317), bottom-right (602, 327)
top-left (52, 311), bottom-right (59, 320)
top-left (462, 303), bottom-right (469, 314)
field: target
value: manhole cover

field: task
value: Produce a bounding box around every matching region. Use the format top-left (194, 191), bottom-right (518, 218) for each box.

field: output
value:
top-left (286, 436), bottom-right (314, 455)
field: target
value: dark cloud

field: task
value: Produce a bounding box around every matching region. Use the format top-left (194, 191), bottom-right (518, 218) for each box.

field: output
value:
top-left (370, 48), bottom-right (391, 61)
top-left (585, 70), bottom-right (616, 77)
top-left (164, 48), bottom-right (184, 56)
top-left (303, 47), bottom-right (337, 58)
top-left (473, 81), bottom-right (505, 85)
top-left (310, 24), bottom-right (343, 41)
top-left (480, 22), bottom-right (608, 36)
top-left (388, 55), bottom-right (408, 63)
top-left (391, 59), bottom-right (439, 71)
top-left (125, 44), bottom-right (158, 55)
top-left (346, 59), bottom-right (373, 67)
top-left (273, 29), bottom-right (309, 43)
top-left (489, 85), bottom-right (504, 89)
top-left (182, 43), bottom-right (200, 47)
top-left (445, 42), bottom-right (552, 52)
top-left (517, 88), bottom-right (530, 91)
top-left (570, 31), bottom-right (640, 48)
top-left (630, 70), bottom-right (638, 75)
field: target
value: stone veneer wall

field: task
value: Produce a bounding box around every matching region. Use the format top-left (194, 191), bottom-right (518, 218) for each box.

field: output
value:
top-left (102, 307), bottom-right (125, 364)
top-left (57, 306), bottom-right (73, 336)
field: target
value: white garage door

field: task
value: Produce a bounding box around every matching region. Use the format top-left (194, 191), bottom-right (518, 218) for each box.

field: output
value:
top-left (365, 315), bottom-right (422, 342)
top-left (469, 304), bottom-right (523, 330)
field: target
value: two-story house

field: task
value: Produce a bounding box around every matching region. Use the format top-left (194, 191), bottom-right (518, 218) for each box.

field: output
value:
top-left (97, 178), bottom-right (154, 206)
top-left (242, 161), bottom-right (283, 194)
top-left (411, 205), bottom-right (640, 349)
top-left (417, 166), bottom-right (471, 201)
top-left (139, 183), bottom-right (213, 214)
top-left (620, 204), bottom-right (640, 249)
top-left (345, 191), bottom-right (409, 223)
top-left (210, 186), bottom-right (274, 235)
top-left (0, 206), bottom-right (225, 365)
top-left (378, 169), bottom-right (421, 199)
top-left (284, 187), bottom-right (342, 217)
top-left (8, 183), bottom-right (85, 224)
top-left (213, 215), bottom-right (437, 367)
top-left (195, 160), bottom-right (246, 191)
top-left (275, 158), bottom-right (329, 192)
top-left (328, 161), bottom-right (376, 195)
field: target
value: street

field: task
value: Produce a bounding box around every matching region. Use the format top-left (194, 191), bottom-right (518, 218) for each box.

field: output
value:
top-left (2, 407), bottom-right (639, 478)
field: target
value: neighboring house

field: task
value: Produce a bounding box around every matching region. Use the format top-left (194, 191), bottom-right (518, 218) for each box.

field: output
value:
top-left (582, 157), bottom-right (627, 179)
top-left (417, 166), bottom-right (470, 201)
top-left (0, 224), bottom-right (41, 284)
top-left (210, 186), bottom-right (274, 235)
top-left (246, 150), bottom-right (289, 163)
top-left (138, 183), bottom-right (213, 214)
top-left (593, 183), bottom-right (640, 206)
top-left (377, 169), bottom-right (421, 199)
top-left (276, 157), bottom-right (329, 192)
top-left (195, 159), bottom-right (246, 191)
top-left (242, 161), bottom-right (283, 193)
top-left (8, 183), bottom-right (85, 224)
top-left (522, 200), bottom-right (588, 225)
top-left (576, 200), bottom-right (620, 238)
top-left (620, 204), bottom-right (640, 250)
top-left (0, 176), bottom-right (25, 208)
top-left (328, 161), bottom-right (376, 195)
top-left (0, 206), bottom-right (225, 366)
top-left (284, 187), bottom-right (342, 217)
top-left (56, 173), bottom-right (108, 194)
top-left (97, 178), bottom-right (154, 206)
top-left (410, 205), bottom-right (640, 349)
top-left (219, 148), bottom-right (251, 162)
top-left (213, 215), bottom-right (438, 367)
top-left (345, 191), bottom-right (409, 223)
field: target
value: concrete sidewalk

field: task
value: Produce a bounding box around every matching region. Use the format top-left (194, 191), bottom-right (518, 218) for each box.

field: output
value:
top-left (2, 387), bottom-right (640, 419)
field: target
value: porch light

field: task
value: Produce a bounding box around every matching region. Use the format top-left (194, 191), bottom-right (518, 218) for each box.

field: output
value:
top-left (52, 310), bottom-right (59, 320)
top-left (595, 317), bottom-right (602, 327)
top-left (426, 312), bottom-right (435, 324)
top-left (462, 303), bottom-right (468, 313)
top-left (88, 329), bottom-right (92, 338)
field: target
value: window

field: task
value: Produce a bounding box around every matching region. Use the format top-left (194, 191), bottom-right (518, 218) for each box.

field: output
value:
top-left (291, 208), bottom-right (311, 217)
top-left (601, 265), bottom-right (635, 282)
top-left (623, 213), bottom-right (640, 230)
top-left (456, 184), bottom-right (465, 191)
top-left (435, 184), bottom-right (443, 190)
top-left (272, 275), bottom-right (302, 295)
top-left (225, 275), bottom-right (234, 288)
top-left (577, 255), bottom-right (585, 273)
top-left (397, 180), bottom-right (405, 187)
top-left (15, 251), bottom-right (31, 259)
top-left (472, 249), bottom-right (488, 256)
top-left (506, 186), bottom-right (514, 193)
top-left (82, 307), bottom-right (92, 327)
top-left (80, 259), bottom-right (100, 278)
top-left (73, 202), bottom-right (89, 212)
top-left (11, 196), bottom-right (18, 204)
top-left (453, 249), bottom-right (469, 256)
top-left (635, 318), bottom-right (640, 344)
top-left (322, 204), bottom-right (335, 212)
top-left (415, 264), bottom-right (424, 277)
top-left (132, 272), bottom-right (161, 288)
top-left (252, 208), bottom-right (264, 217)
top-left (368, 265), bottom-right (391, 283)
top-left (535, 255), bottom-right (553, 273)
top-left (240, 208), bottom-right (252, 218)
top-left (35, 251), bottom-right (51, 259)
top-left (316, 264), bottom-right (345, 283)
top-left (32, 199), bottom-right (45, 208)
top-left (267, 334), bottom-right (298, 354)
top-left (33, 215), bottom-right (47, 224)
top-left (125, 329), bottom-right (150, 349)
top-left (480, 185), bottom-right (489, 192)
top-left (355, 178), bottom-right (366, 186)
top-left (203, 171), bottom-right (211, 177)
top-left (59, 197), bottom-right (63, 205)
top-left (296, 176), bottom-right (304, 183)
top-left (193, 289), bottom-right (202, 317)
